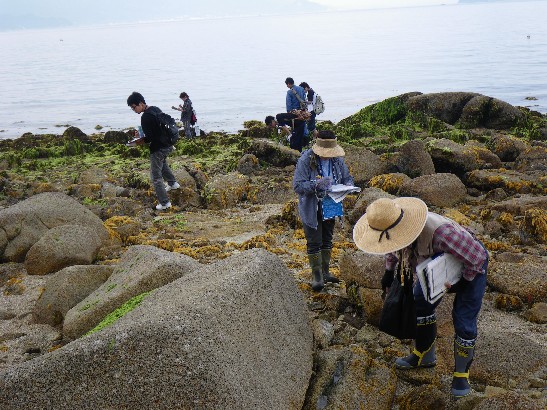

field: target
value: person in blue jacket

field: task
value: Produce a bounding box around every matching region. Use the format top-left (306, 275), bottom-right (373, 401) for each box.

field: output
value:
top-left (293, 130), bottom-right (354, 291)
top-left (284, 77), bottom-right (307, 152)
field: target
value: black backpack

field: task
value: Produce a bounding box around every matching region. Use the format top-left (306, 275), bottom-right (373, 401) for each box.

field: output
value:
top-left (150, 110), bottom-right (180, 145)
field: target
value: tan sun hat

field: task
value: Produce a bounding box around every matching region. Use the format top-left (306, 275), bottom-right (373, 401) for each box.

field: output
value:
top-left (311, 130), bottom-right (345, 158)
top-left (353, 197), bottom-right (428, 255)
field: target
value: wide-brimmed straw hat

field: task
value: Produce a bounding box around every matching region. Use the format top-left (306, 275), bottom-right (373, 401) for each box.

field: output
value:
top-left (312, 137), bottom-right (345, 158)
top-left (353, 197), bottom-right (428, 255)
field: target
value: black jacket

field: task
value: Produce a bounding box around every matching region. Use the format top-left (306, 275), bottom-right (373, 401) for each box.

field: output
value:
top-left (141, 106), bottom-right (171, 153)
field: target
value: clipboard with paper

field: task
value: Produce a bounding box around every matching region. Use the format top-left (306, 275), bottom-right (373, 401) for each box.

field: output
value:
top-left (416, 252), bottom-right (464, 304)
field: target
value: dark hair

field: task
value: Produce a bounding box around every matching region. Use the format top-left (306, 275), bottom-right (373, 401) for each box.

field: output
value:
top-left (127, 91), bottom-right (145, 106)
top-left (179, 92), bottom-right (189, 99)
top-left (285, 77), bottom-right (294, 86)
top-left (299, 82), bottom-right (309, 89)
top-left (318, 130), bottom-right (336, 140)
top-left (265, 115), bottom-right (275, 126)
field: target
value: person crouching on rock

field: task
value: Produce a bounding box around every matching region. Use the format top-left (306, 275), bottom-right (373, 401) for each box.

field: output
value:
top-left (292, 130), bottom-right (354, 291)
top-left (352, 197), bottom-right (489, 398)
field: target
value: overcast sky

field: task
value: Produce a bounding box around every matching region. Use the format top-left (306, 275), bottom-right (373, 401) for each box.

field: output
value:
top-left (0, 0), bottom-right (475, 30)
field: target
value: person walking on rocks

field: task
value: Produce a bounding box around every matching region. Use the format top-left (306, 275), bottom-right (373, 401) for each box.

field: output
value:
top-left (352, 197), bottom-right (489, 398)
top-left (293, 130), bottom-right (353, 292)
top-left (127, 91), bottom-right (180, 211)
top-left (172, 92), bottom-right (193, 138)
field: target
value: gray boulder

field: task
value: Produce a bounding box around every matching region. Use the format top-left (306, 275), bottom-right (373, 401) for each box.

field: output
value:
top-left (514, 145), bottom-right (547, 173)
top-left (400, 173), bottom-right (467, 207)
top-left (167, 167), bottom-right (202, 209)
top-left (0, 249), bottom-right (313, 410)
top-left (427, 138), bottom-right (502, 176)
top-left (204, 172), bottom-right (250, 210)
top-left (63, 245), bottom-right (201, 339)
top-left (466, 169), bottom-right (544, 194)
top-left (487, 133), bottom-right (529, 162)
top-left (393, 140), bottom-right (436, 178)
top-left (33, 265), bottom-right (114, 326)
top-left (247, 138), bottom-right (300, 167)
top-left (487, 257), bottom-right (547, 304)
top-left (347, 187), bottom-right (395, 225)
top-left (344, 146), bottom-right (387, 187)
top-left (0, 192), bottom-right (109, 262)
top-left (24, 225), bottom-right (103, 275)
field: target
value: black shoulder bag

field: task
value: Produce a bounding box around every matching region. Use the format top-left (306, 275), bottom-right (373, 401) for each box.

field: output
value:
top-left (379, 253), bottom-right (416, 339)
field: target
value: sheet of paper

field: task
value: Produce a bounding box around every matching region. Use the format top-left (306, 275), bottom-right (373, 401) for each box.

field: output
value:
top-left (327, 184), bottom-right (361, 203)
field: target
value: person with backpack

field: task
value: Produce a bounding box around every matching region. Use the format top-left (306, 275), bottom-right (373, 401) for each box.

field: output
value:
top-left (284, 77), bottom-right (307, 152)
top-left (127, 91), bottom-right (180, 211)
top-left (172, 92), bottom-right (194, 138)
top-left (299, 82), bottom-right (319, 139)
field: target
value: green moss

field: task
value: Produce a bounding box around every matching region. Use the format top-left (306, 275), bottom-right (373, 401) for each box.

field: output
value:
top-left (85, 291), bottom-right (151, 336)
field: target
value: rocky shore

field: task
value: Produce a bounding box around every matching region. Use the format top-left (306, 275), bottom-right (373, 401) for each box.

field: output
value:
top-left (0, 92), bottom-right (546, 409)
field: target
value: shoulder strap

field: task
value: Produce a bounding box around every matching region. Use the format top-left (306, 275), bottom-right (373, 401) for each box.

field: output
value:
top-left (291, 88), bottom-right (306, 104)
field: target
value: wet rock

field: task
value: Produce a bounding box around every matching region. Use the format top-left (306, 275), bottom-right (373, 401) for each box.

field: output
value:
top-left (487, 133), bottom-right (529, 162)
top-left (237, 153), bottom-right (260, 175)
top-left (397, 384), bottom-right (446, 410)
top-left (514, 146), bottom-right (547, 173)
top-left (466, 169), bottom-right (544, 194)
top-left (494, 293), bottom-right (524, 312)
top-left (103, 130), bottom-right (129, 144)
top-left (62, 126), bottom-right (88, 141)
top-left (247, 138), bottom-right (299, 167)
top-left (369, 173), bottom-right (412, 195)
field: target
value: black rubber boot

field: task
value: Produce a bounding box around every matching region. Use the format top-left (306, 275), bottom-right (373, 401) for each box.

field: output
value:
top-left (395, 315), bottom-right (437, 369)
top-left (308, 253), bottom-right (324, 292)
top-left (321, 248), bottom-right (340, 283)
top-left (451, 336), bottom-right (476, 398)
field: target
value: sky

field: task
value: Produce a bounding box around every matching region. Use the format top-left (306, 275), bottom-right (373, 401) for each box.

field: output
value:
top-left (0, 0), bottom-right (500, 30)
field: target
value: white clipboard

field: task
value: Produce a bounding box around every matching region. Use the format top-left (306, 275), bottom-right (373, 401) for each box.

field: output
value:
top-left (416, 253), bottom-right (464, 304)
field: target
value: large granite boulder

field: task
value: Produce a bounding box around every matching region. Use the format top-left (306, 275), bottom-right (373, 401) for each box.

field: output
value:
top-left (0, 193), bottom-right (109, 263)
top-left (344, 146), bottom-right (387, 187)
top-left (487, 133), bottom-right (529, 162)
top-left (405, 92), bottom-right (524, 129)
top-left (347, 187), bottom-right (395, 225)
top-left (392, 140), bottom-right (436, 178)
top-left (466, 169), bottom-right (545, 195)
top-left (24, 225), bottom-right (103, 275)
top-left (33, 265), bottom-right (114, 326)
top-left (400, 173), bottom-right (467, 207)
top-left (63, 245), bottom-right (201, 339)
top-left (0, 249), bottom-right (313, 410)
top-left (427, 138), bottom-right (502, 176)
top-left (167, 167), bottom-right (202, 209)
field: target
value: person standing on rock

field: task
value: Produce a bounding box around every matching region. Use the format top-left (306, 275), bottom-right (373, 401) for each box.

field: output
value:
top-left (352, 197), bottom-right (489, 398)
top-left (172, 92), bottom-right (193, 139)
top-left (293, 130), bottom-right (354, 292)
top-left (127, 91), bottom-right (180, 211)
top-left (299, 82), bottom-right (318, 140)
top-left (284, 77), bottom-right (307, 153)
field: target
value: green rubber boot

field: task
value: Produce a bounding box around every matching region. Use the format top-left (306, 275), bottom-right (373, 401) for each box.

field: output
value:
top-left (451, 336), bottom-right (476, 398)
top-left (321, 248), bottom-right (340, 283)
top-left (308, 253), bottom-right (324, 292)
top-left (395, 315), bottom-right (437, 369)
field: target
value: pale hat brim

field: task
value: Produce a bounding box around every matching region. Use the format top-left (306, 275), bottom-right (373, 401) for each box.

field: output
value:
top-left (312, 138), bottom-right (345, 158)
top-left (353, 197), bottom-right (428, 255)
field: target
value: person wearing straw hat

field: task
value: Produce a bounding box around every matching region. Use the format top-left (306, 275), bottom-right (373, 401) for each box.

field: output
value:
top-left (352, 197), bottom-right (489, 398)
top-left (293, 130), bottom-right (354, 292)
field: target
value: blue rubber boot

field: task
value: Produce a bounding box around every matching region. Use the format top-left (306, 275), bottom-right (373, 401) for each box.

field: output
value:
top-left (451, 336), bottom-right (476, 398)
top-left (395, 315), bottom-right (437, 369)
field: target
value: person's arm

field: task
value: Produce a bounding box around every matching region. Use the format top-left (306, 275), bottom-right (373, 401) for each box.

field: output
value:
top-left (433, 224), bottom-right (488, 282)
top-left (140, 112), bottom-right (156, 144)
top-left (292, 154), bottom-right (317, 196)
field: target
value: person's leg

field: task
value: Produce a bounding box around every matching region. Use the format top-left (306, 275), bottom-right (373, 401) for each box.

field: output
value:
top-left (290, 119), bottom-right (305, 152)
top-left (319, 216), bottom-right (338, 283)
top-left (303, 210), bottom-right (324, 291)
top-left (160, 147), bottom-right (177, 186)
top-left (395, 280), bottom-right (440, 369)
top-left (451, 263), bottom-right (487, 397)
top-left (183, 120), bottom-right (192, 138)
top-left (150, 151), bottom-right (170, 206)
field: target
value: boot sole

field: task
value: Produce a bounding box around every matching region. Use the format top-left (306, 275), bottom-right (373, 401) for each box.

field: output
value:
top-left (395, 361), bottom-right (436, 370)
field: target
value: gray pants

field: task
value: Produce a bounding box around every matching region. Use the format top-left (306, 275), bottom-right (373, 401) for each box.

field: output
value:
top-left (150, 147), bottom-right (176, 205)
top-left (182, 120), bottom-right (192, 138)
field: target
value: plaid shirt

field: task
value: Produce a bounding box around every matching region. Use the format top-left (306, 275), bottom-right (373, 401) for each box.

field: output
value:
top-left (385, 223), bottom-right (488, 281)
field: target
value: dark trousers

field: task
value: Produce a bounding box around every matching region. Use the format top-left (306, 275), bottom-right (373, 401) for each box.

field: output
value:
top-left (275, 112), bottom-right (306, 152)
top-left (302, 208), bottom-right (335, 255)
top-left (413, 247), bottom-right (488, 340)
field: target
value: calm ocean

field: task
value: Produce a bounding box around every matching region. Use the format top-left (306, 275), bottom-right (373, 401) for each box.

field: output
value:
top-left (0, 1), bottom-right (546, 139)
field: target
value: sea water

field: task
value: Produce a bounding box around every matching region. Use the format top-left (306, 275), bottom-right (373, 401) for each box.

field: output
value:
top-left (0, 0), bottom-right (546, 139)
